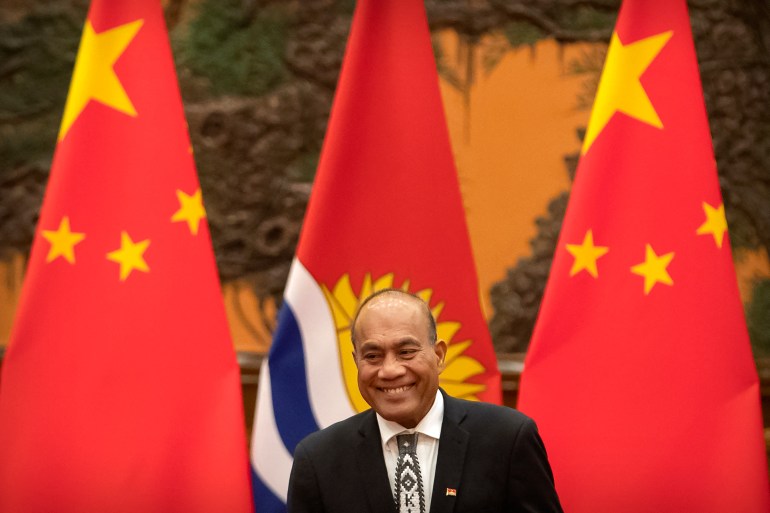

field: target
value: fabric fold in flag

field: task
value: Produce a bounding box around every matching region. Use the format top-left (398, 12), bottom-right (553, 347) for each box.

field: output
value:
top-left (517, 1), bottom-right (770, 512)
top-left (0, 1), bottom-right (253, 512)
top-left (251, 0), bottom-right (501, 511)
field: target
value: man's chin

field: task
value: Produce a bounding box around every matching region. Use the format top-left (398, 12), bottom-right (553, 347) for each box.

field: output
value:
top-left (374, 398), bottom-right (420, 424)
top-left (375, 395), bottom-right (411, 410)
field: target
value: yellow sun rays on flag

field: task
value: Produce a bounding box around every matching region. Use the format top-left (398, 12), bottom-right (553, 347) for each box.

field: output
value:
top-left (322, 273), bottom-right (488, 413)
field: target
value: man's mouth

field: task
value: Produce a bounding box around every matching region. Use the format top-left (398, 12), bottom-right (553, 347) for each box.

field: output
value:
top-left (379, 384), bottom-right (414, 395)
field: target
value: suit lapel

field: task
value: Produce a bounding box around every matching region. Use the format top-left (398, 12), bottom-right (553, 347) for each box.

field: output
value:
top-left (355, 411), bottom-right (397, 513)
top-left (430, 392), bottom-right (469, 513)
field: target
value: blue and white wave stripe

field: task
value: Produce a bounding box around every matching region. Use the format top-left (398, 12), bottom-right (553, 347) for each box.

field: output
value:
top-left (251, 258), bottom-right (357, 512)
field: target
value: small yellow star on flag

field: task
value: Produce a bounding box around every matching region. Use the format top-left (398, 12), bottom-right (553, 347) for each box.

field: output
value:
top-left (631, 244), bottom-right (674, 295)
top-left (171, 188), bottom-right (206, 235)
top-left (41, 216), bottom-right (86, 264)
top-left (565, 230), bottom-right (609, 278)
top-left (58, 19), bottom-right (144, 140)
top-left (696, 201), bottom-right (727, 248)
top-left (107, 231), bottom-right (150, 281)
top-left (582, 29), bottom-right (673, 154)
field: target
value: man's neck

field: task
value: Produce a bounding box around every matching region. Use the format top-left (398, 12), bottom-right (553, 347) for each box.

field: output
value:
top-left (376, 390), bottom-right (444, 444)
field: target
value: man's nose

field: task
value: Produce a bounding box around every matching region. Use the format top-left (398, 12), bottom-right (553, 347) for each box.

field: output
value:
top-left (378, 353), bottom-right (406, 379)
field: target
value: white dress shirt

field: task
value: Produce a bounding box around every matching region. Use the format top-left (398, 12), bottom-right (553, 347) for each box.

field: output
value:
top-left (376, 390), bottom-right (444, 513)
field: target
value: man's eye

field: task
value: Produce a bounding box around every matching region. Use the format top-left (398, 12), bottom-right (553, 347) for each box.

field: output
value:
top-left (400, 349), bottom-right (417, 357)
top-left (363, 353), bottom-right (380, 361)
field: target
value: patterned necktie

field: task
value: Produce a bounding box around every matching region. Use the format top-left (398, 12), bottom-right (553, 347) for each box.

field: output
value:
top-left (394, 433), bottom-right (425, 513)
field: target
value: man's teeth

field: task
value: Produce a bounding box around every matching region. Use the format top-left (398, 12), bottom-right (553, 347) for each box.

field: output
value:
top-left (382, 385), bottom-right (412, 394)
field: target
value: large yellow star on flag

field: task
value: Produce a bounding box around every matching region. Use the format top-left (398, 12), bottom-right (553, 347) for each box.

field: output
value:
top-left (565, 230), bottom-right (609, 278)
top-left (171, 188), bottom-right (207, 235)
top-left (107, 231), bottom-right (150, 281)
top-left (631, 244), bottom-right (674, 295)
top-left (58, 19), bottom-right (144, 140)
top-left (581, 30), bottom-right (673, 154)
top-left (696, 201), bottom-right (727, 248)
top-left (41, 216), bottom-right (86, 264)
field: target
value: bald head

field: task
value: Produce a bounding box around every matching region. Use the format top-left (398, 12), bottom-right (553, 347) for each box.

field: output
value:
top-left (350, 289), bottom-right (437, 347)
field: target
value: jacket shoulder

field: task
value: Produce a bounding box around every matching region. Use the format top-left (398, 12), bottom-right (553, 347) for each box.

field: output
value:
top-left (294, 409), bottom-right (373, 455)
top-left (444, 393), bottom-right (536, 433)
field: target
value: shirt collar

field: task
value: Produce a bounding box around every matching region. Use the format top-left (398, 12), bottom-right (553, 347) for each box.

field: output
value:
top-left (376, 389), bottom-right (444, 449)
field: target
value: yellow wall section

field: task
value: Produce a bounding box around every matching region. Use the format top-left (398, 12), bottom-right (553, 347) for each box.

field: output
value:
top-left (0, 254), bottom-right (24, 347)
top-left (437, 31), bottom-right (596, 316)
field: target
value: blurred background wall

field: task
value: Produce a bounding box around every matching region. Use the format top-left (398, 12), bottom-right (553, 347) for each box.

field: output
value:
top-left (1, 0), bottom-right (768, 362)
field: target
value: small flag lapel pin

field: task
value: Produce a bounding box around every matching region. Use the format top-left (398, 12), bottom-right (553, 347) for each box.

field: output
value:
top-left (446, 488), bottom-right (457, 497)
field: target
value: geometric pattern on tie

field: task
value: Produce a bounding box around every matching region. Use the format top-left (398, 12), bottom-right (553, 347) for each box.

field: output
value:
top-left (394, 433), bottom-right (425, 513)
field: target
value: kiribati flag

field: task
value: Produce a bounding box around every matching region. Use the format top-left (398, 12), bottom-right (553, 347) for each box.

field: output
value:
top-left (250, 0), bottom-right (501, 510)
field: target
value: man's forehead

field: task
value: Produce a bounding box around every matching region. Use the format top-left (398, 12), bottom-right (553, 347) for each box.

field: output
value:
top-left (352, 290), bottom-right (434, 347)
top-left (356, 294), bottom-right (425, 331)
top-left (363, 293), bottom-right (423, 313)
top-left (357, 296), bottom-right (426, 332)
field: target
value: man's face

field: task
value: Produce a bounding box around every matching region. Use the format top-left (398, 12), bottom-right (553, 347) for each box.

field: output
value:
top-left (353, 295), bottom-right (446, 428)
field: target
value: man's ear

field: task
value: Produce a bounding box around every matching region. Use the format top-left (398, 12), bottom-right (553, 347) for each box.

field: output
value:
top-left (434, 340), bottom-right (448, 372)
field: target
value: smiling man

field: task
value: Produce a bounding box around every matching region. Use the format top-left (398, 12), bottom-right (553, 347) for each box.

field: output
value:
top-left (287, 289), bottom-right (563, 513)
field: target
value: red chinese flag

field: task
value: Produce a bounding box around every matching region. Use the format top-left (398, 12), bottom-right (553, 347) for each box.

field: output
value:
top-left (0, 1), bottom-right (252, 512)
top-left (518, 1), bottom-right (770, 512)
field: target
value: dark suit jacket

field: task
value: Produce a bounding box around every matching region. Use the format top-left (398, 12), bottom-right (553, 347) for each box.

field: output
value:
top-left (288, 389), bottom-right (563, 513)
